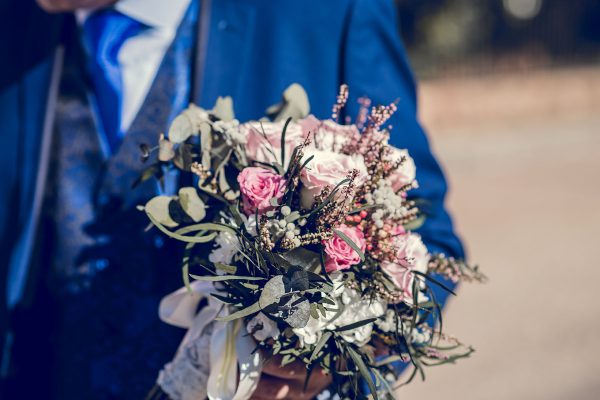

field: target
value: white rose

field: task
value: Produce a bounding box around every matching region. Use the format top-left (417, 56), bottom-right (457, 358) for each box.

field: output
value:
top-left (208, 231), bottom-right (239, 265)
top-left (293, 276), bottom-right (386, 347)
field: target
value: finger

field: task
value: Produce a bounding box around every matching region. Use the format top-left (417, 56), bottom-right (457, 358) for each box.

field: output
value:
top-left (250, 374), bottom-right (292, 400)
top-left (252, 372), bottom-right (333, 400)
top-left (261, 356), bottom-right (309, 380)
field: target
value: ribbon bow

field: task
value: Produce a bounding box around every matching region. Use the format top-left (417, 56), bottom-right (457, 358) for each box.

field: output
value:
top-left (158, 281), bottom-right (263, 400)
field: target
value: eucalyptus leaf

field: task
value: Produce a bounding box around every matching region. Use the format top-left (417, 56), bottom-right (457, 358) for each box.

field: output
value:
top-left (199, 121), bottom-right (212, 170)
top-left (281, 248), bottom-right (319, 269)
top-left (211, 96), bottom-right (235, 121)
top-left (178, 187), bottom-right (206, 222)
top-left (266, 83), bottom-right (310, 122)
top-left (168, 113), bottom-right (194, 143)
top-left (145, 196), bottom-right (178, 228)
top-left (259, 276), bottom-right (287, 309)
top-left (282, 297), bottom-right (310, 328)
top-left (289, 269), bottom-right (310, 291)
top-left (158, 136), bottom-right (175, 161)
top-left (146, 213), bottom-right (218, 243)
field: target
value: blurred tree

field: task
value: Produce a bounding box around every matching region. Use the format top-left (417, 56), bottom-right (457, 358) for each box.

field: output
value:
top-left (395, 0), bottom-right (600, 78)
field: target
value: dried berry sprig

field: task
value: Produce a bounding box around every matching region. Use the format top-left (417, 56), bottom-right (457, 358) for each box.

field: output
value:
top-left (427, 254), bottom-right (487, 284)
top-left (331, 84), bottom-right (349, 122)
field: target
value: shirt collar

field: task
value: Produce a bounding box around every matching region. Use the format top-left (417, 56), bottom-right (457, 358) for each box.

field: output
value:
top-left (115, 0), bottom-right (192, 30)
top-left (76, 0), bottom-right (192, 31)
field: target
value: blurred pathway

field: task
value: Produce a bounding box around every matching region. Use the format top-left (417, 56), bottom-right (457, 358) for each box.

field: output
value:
top-left (396, 68), bottom-right (600, 400)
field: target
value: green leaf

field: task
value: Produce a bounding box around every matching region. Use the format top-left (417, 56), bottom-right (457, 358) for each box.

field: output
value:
top-left (281, 248), bottom-right (319, 269)
top-left (372, 368), bottom-right (395, 396)
top-left (146, 212), bottom-right (218, 243)
top-left (266, 83), bottom-right (310, 122)
top-left (145, 196), bottom-right (178, 228)
top-left (259, 276), bottom-right (287, 309)
top-left (158, 136), bottom-right (175, 161)
top-left (403, 214), bottom-right (426, 231)
top-left (283, 297), bottom-right (311, 328)
top-left (347, 346), bottom-right (378, 400)
top-left (215, 301), bottom-right (260, 322)
top-left (132, 164), bottom-right (162, 189)
top-left (215, 263), bottom-right (237, 274)
top-left (182, 258), bottom-right (191, 293)
top-left (333, 317), bottom-right (377, 332)
top-left (412, 270), bottom-right (457, 296)
top-left (178, 187), bottom-right (206, 222)
top-left (333, 229), bottom-right (365, 262)
top-left (280, 117), bottom-right (292, 169)
top-left (211, 96), bottom-right (235, 121)
top-left (189, 274), bottom-right (266, 282)
top-left (280, 354), bottom-right (295, 367)
top-left (310, 303), bottom-right (319, 319)
top-left (310, 331), bottom-right (332, 362)
top-left (289, 269), bottom-right (310, 291)
top-left (168, 113), bottom-right (194, 143)
top-left (305, 177), bottom-right (350, 218)
top-left (374, 355), bottom-right (406, 367)
top-left (297, 154), bottom-right (315, 173)
top-left (175, 222), bottom-right (237, 236)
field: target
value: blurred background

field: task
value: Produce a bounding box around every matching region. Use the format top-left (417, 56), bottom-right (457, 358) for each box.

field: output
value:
top-left (394, 1), bottom-right (600, 399)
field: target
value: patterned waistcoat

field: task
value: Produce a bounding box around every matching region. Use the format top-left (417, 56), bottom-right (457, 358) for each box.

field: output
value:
top-left (47, 2), bottom-right (197, 292)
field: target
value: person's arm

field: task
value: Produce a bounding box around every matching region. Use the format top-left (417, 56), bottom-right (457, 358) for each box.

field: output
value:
top-left (343, 0), bottom-right (464, 262)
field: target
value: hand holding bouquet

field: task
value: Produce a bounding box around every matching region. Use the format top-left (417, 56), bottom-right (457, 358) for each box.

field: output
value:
top-left (138, 84), bottom-right (485, 400)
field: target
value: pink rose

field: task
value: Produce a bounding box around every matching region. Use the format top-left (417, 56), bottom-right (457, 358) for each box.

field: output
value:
top-left (386, 147), bottom-right (417, 192)
top-left (299, 150), bottom-right (368, 209)
top-left (380, 233), bottom-right (430, 303)
top-left (240, 120), bottom-right (306, 169)
top-left (237, 167), bottom-right (286, 215)
top-left (300, 115), bottom-right (360, 152)
top-left (324, 225), bottom-right (366, 273)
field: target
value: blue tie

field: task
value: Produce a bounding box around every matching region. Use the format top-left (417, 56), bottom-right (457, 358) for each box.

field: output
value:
top-left (82, 10), bottom-right (147, 153)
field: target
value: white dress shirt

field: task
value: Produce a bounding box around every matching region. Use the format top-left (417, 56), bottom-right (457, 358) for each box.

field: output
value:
top-left (78, 0), bottom-right (192, 133)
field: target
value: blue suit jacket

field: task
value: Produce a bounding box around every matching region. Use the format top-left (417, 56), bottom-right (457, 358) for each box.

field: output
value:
top-left (0, 0), bottom-right (463, 364)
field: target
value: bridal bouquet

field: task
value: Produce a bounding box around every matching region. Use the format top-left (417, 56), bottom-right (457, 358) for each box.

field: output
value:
top-left (138, 85), bottom-right (484, 400)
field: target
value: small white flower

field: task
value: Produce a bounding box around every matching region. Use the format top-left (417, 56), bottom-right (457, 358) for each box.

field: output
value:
top-left (208, 231), bottom-right (239, 265)
top-left (246, 313), bottom-right (280, 342)
top-left (375, 309), bottom-right (398, 332)
top-left (293, 274), bottom-right (386, 347)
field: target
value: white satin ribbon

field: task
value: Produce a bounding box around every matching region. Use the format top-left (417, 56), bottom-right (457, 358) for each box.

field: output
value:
top-left (159, 280), bottom-right (263, 400)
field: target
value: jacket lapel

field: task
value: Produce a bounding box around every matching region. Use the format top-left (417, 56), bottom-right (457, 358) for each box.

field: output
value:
top-left (97, 0), bottom-right (199, 207)
top-left (197, 0), bottom-right (256, 108)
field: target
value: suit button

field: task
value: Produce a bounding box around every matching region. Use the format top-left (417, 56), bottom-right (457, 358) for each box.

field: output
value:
top-left (218, 20), bottom-right (229, 30)
top-left (92, 258), bottom-right (110, 271)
